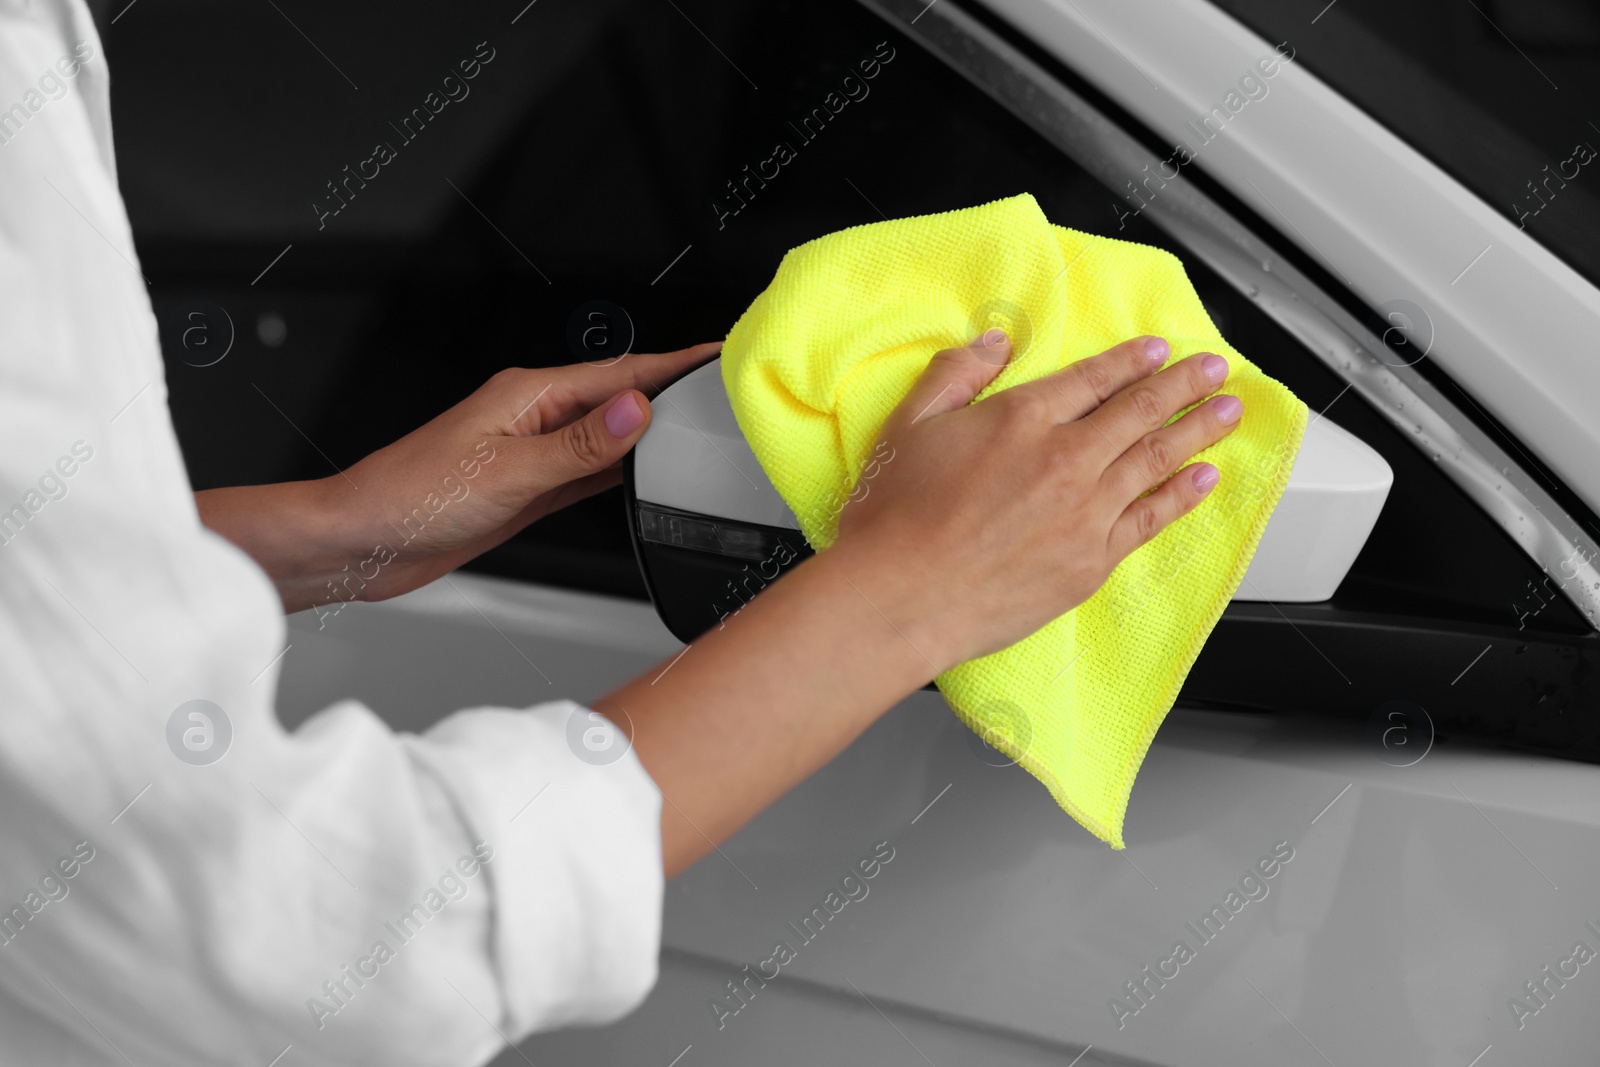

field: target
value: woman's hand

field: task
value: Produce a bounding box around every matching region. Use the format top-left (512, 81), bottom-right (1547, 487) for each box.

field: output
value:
top-left (613, 330), bottom-right (1241, 878)
top-left (831, 329), bottom-right (1241, 673)
top-left (197, 341), bottom-right (720, 614)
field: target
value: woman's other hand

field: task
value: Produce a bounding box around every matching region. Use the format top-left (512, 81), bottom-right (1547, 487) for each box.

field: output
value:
top-left (197, 341), bottom-right (720, 613)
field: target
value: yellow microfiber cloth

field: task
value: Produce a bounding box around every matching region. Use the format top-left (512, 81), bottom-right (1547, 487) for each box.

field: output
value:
top-left (720, 192), bottom-right (1307, 848)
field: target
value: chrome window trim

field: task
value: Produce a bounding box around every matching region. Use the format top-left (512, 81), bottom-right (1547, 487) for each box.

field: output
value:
top-left (858, 0), bottom-right (1600, 631)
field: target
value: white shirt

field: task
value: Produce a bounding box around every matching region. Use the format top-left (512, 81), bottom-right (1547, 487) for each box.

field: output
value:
top-left (0, 4), bottom-right (664, 1064)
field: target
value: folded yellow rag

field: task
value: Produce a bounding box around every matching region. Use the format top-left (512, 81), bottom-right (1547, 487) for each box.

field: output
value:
top-left (721, 192), bottom-right (1306, 848)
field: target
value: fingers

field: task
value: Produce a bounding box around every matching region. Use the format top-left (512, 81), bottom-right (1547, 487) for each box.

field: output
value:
top-left (1106, 461), bottom-right (1221, 562)
top-left (1077, 351), bottom-right (1230, 460)
top-left (494, 342), bottom-right (722, 434)
top-left (879, 329), bottom-right (1013, 441)
top-left (514, 389), bottom-right (653, 486)
top-left (1102, 392), bottom-right (1243, 500)
top-left (1003, 335), bottom-right (1170, 425)
top-left (622, 341), bottom-right (724, 396)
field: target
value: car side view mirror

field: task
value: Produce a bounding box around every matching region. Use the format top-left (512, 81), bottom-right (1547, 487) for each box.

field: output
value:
top-left (626, 359), bottom-right (1393, 643)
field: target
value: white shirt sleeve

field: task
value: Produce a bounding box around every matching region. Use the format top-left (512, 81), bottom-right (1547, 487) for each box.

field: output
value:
top-left (0, 5), bottom-right (663, 1065)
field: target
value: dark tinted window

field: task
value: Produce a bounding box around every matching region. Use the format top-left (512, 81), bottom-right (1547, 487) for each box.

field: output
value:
top-left (1209, 0), bottom-right (1600, 288)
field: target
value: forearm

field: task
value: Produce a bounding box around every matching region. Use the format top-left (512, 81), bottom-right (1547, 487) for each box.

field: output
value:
top-left (609, 543), bottom-right (939, 879)
top-left (195, 479), bottom-right (351, 613)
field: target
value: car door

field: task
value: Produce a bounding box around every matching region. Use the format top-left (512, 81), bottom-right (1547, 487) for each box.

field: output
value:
top-left (116, 0), bottom-right (1600, 1063)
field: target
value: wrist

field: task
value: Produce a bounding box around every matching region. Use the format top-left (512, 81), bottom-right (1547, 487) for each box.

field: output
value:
top-left (279, 474), bottom-right (385, 608)
top-left (197, 477), bottom-right (368, 613)
top-left (806, 534), bottom-right (965, 682)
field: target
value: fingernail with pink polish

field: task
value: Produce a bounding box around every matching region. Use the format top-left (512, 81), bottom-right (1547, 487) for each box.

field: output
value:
top-left (1144, 336), bottom-right (1170, 367)
top-left (1192, 464), bottom-right (1220, 493)
top-left (1201, 353), bottom-right (1229, 384)
top-left (1213, 395), bottom-right (1243, 423)
top-left (605, 393), bottom-right (644, 438)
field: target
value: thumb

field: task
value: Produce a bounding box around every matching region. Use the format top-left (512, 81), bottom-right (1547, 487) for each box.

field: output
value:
top-left (529, 389), bottom-right (651, 484)
top-left (881, 329), bottom-right (1013, 440)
